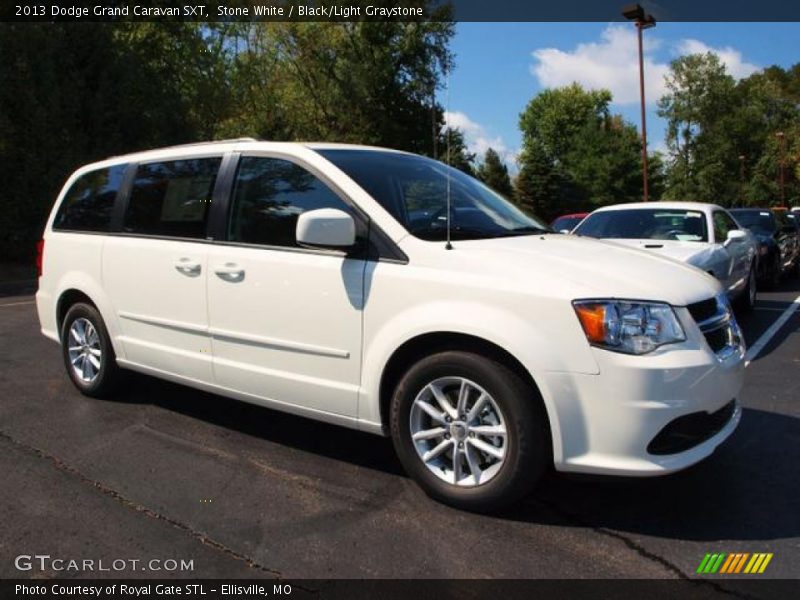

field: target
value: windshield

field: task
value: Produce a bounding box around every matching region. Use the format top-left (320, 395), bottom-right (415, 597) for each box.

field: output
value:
top-left (574, 209), bottom-right (709, 242)
top-left (730, 210), bottom-right (776, 234)
top-left (317, 149), bottom-right (549, 241)
top-left (551, 216), bottom-right (584, 232)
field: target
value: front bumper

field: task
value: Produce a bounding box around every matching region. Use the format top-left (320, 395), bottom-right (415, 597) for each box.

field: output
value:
top-left (541, 305), bottom-right (745, 476)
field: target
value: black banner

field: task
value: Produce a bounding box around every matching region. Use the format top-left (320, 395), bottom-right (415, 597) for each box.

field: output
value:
top-left (3, 580), bottom-right (800, 600)
top-left (2, 0), bottom-right (800, 23)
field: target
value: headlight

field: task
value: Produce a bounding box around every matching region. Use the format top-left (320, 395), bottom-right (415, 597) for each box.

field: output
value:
top-left (573, 299), bottom-right (686, 355)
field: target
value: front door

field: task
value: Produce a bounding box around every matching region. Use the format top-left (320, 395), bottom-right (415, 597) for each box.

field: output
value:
top-left (206, 155), bottom-right (365, 417)
top-left (712, 210), bottom-right (750, 295)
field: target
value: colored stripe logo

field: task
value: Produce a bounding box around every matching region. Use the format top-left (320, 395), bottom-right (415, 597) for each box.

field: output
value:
top-left (697, 553), bottom-right (773, 574)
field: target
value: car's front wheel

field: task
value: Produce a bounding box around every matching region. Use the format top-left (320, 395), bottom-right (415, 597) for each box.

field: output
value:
top-left (390, 351), bottom-right (550, 512)
top-left (60, 302), bottom-right (122, 398)
top-left (736, 265), bottom-right (757, 312)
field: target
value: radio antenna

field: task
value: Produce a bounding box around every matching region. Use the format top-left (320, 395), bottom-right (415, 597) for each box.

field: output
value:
top-left (445, 62), bottom-right (453, 251)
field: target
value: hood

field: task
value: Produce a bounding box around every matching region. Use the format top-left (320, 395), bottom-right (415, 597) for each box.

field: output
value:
top-left (404, 234), bottom-right (721, 307)
top-left (599, 238), bottom-right (714, 268)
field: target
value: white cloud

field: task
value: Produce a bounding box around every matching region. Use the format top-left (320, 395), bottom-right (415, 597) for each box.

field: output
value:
top-left (530, 25), bottom-right (759, 106)
top-left (443, 110), bottom-right (518, 166)
top-left (673, 39), bottom-right (759, 79)
top-left (531, 25), bottom-right (668, 105)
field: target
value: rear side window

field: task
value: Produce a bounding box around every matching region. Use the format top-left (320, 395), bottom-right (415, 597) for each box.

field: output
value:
top-left (123, 158), bottom-right (221, 239)
top-left (228, 156), bottom-right (352, 247)
top-left (53, 164), bottom-right (127, 232)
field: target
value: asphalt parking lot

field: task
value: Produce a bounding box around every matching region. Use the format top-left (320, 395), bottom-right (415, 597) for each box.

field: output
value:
top-left (0, 281), bottom-right (798, 585)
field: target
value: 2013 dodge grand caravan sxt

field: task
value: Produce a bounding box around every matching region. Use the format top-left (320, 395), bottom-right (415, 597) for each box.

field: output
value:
top-left (36, 139), bottom-right (745, 511)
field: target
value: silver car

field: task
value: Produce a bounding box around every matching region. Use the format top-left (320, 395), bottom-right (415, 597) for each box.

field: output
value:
top-left (574, 202), bottom-right (759, 310)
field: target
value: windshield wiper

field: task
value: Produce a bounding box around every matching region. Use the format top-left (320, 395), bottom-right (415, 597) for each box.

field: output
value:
top-left (500, 226), bottom-right (550, 236)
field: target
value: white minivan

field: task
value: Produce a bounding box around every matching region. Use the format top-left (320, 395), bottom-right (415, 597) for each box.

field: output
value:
top-left (36, 139), bottom-right (745, 511)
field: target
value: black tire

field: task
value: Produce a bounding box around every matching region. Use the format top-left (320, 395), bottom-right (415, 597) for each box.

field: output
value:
top-left (735, 264), bottom-right (757, 313)
top-left (766, 253), bottom-right (781, 290)
top-left (390, 351), bottom-right (550, 512)
top-left (60, 302), bottom-right (122, 398)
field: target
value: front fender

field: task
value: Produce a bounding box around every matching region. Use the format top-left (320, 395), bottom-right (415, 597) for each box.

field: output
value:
top-left (358, 297), bottom-right (600, 460)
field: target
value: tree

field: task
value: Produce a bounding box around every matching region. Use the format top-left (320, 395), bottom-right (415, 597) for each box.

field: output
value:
top-left (657, 53), bottom-right (737, 202)
top-left (0, 23), bottom-right (219, 261)
top-left (439, 127), bottom-right (476, 175)
top-left (517, 83), bottom-right (642, 213)
top-left (514, 144), bottom-right (565, 221)
top-left (0, 12), bottom-right (456, 261)
top-left (476, 148), bottom-right (513, 198)
top-left (562, 115), bottom-right (643, 207)
top-left (658, 54), bottom-right (800, 205)
top-left (217, 20), bottom-right (454, 156)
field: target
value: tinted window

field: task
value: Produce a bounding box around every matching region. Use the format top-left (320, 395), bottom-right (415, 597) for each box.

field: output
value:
top-left (53, 164), bottom-right (127, 232)
top-left (729, 210), bottom-right (776, 235)
top-left (228, 157), bottom-right (352, 247)
top-left (318, 149), bottom-right (548, 241)
top-left (123, 158), bottom-right (221, 239)
top-left (575, 209), bottom-right (708, 242)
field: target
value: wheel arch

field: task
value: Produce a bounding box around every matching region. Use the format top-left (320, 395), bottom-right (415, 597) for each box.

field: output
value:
top-left (377, 331), bottom-right (554, 456)
top-left (52, 279), bottom-right (124, 359)
top-left (56, 289), bottom-right (97, 337)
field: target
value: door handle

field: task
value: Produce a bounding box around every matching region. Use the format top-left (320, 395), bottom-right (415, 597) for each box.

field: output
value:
top-left (214, 263), bottom-right (245, 282)
top-left (174, 258), bottom-right (201, 276)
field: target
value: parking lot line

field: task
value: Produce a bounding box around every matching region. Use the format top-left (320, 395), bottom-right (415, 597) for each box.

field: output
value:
top-left (745, 294), bottom-right (800, 367)
top-left (0, 300), bottom-right (35, 308)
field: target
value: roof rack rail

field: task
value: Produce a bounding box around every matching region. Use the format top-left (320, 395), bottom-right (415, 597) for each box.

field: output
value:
top-left (160, 137), bottom-right (259, 150)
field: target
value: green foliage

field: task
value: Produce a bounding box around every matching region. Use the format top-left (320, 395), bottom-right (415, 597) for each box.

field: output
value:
top-left (658, 54), bottom-right (799, 206)
top-left (517, 83), bottom-right (643, 217)
top-left (0, 16), bottom-right (454, 261)
top-left (476, 148), bottom-right (513, 199)
top-left (514, 144), bottom-right (567, 222)
top-left (439, 127), bottom-right (476, 175)
top-left (657, 53), bottom-right (737, 202)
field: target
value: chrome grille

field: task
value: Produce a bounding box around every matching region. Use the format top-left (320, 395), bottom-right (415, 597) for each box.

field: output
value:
top-left (689, 295), bottom-right (744, 360)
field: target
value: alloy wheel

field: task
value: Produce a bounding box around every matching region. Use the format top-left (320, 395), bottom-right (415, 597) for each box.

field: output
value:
top-left (67, 317), bottom-right (102, 383)
top-left (409, 376), bottom-right (508, 487)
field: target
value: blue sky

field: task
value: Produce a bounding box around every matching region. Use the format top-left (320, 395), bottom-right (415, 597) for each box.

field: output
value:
top-left (443, 22), bottom-right (800, 169)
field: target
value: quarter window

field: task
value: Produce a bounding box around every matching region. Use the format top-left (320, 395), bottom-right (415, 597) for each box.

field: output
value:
top-left (228, 156), bottom-right (352, 247)
top-left (53, 164), bottom-right (127, 232)
top-left (123, 158), bottom-right (221, 239)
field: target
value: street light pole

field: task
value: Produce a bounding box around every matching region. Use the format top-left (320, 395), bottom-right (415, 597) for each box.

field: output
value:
top-left (623, 4), bottom-right (656, 202)
top-left (739, 154), bottom-right (746, 207)
top-left (776, 131), bottom-right (786, 206)
top-left (636, 21), bottom-right (650, 203)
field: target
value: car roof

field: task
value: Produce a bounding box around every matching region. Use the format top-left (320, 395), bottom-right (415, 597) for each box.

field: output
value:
top-left (593, 202), bottom-right (721, 213)
top-left (77, 139), bottom-right (411, 171)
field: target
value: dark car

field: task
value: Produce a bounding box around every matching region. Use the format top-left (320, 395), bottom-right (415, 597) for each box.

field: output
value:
top-left (550, 212), bottom-right (588, 233)
top-left (730, 208), bottom-right (800, 287)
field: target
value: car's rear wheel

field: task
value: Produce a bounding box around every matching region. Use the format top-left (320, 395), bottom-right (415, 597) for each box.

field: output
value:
top-left (61, 302), bottom-right (122, 398)
top-left (766, 253), bottom-right (782, 289)
top-left (390, 351), bottom-right (549, 512)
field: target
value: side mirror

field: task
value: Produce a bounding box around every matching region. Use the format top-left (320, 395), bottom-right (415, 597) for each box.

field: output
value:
top-left (726, 229), bottom-right (747, 242)
top-left (296, 208), bottom-right (356, 249)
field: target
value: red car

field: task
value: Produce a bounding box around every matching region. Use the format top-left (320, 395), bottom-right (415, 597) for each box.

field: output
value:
top-left (550, 212), bottom-right (588, 232)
